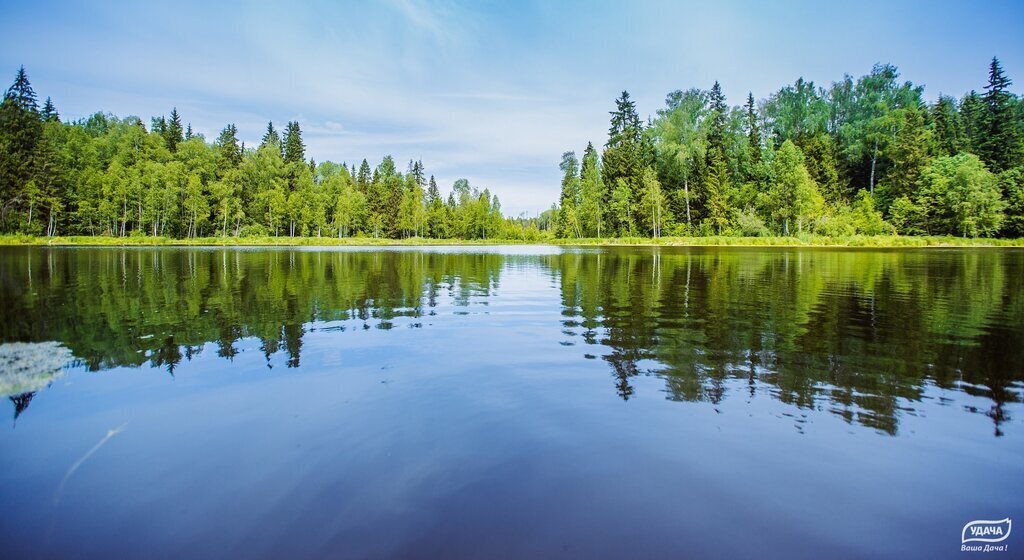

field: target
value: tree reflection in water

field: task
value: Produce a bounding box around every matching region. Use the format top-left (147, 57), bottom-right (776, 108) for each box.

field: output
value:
top-left (1, 246), bottom-right (1021, 435)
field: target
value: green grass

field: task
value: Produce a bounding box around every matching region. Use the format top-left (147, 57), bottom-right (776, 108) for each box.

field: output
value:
top-left (2, 234), bottom-right (1023, 248)
top-left (550, 235), bottom-right (1024, 247)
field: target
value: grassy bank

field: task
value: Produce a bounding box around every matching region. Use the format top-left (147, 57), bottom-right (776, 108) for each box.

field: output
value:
top-left (1, 234), bottom-right (1023, 248)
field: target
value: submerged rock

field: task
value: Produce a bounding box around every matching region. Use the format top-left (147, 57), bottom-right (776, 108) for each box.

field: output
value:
top-left (0, 341), bottom-right (73, 398)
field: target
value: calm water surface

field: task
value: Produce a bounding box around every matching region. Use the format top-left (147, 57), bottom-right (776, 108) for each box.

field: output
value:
top-left (0, 245), bottom-right (1022, 559)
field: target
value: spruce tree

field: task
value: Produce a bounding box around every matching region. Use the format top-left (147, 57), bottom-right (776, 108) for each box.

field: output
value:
top-left (930, 95), bottom-right (964, 156)
top-left (557, 151), bottom-right (580, 238)
top-left (602, 91), bottom-right (645, 233)
top-left (707, 81), bottom-right (727, 154)
top-left (216, 124), bottom-right (243, 171)
top-left (164, 108), bottom-right (183, 152)
top-left (745, 92), bottom-right (761, 166)
top-left (882, 106), bottom-right (933, 204)
top-left (356, 159), bottom-right (371, 192)
top-left (261, 121), bottom-right (281, 150)
top-left (41, 96), bottom-right (58, 122)
top-left (0, 67), bottom-right (43, 229)
top-left (4, 66), bottom-right (38, 112)
top-left (960, 90), bottom-right (985, 153)
top-left (978, 57), bottom-right (1021, 171)
top-left (283, 121), bottom-right (305, 164)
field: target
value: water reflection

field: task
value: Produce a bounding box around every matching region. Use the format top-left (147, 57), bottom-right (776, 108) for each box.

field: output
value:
top-left (1, 246), bottom-right (1021, 436)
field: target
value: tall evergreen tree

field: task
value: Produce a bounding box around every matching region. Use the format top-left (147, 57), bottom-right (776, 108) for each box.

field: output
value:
top-left (960, 91), bottom-right (986, 157)
top-left (261, 121), bottom-right (282, 156)
top-left (216, 124), bottom-right (243, 172)
top-left (707, 81), bottom-right (727, 154)
top-left (5, 66), bottom-right (38, 112)
top-left (283, 121), bottom-right (305, 164)
top-left (745, 92), bottom-right (761, 166)
top-left (557, 151), bottom-right (581, 238)
top-left (602, 91), bottom-right (647, 234)
top-left (977, 57), bottom-right (1021, 171)
top-left (930, 95), bottom-right (965, 156)
top-left (578, 142), bottom-right (606, 237)
top-left (40, 96), bottom-right (58, 122)
top-left (882, 105), bottom-right (933, 204)
top-left (0, 66), bottom-right (43, 228)
top-left (356, 159), bottom-right (371, 192)
top-left (164, 108), bottom-right (183, 152)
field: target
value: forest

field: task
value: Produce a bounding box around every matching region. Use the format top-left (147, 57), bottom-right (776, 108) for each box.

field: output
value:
top-left (0, 58), bottom-right (1022, 241)
top-left (555, 58), bottom-right (1024, 239)
top-left (0, 67), bottom-right (520, 240)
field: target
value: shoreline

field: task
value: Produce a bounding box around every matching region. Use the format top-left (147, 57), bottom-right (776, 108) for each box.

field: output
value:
top-left (2, 235), bottom-right (1023, 248)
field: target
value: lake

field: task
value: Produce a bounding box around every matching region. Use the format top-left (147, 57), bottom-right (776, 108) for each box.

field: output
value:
top-left (0, 245), bottom-right (1021, 559)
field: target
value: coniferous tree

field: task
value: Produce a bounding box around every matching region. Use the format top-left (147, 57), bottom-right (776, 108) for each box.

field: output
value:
top-left (977, 57), bottom-right (1021, 171)
top-left (356, 159), bottom-right (372, 192)
top-left (261, 121), bottom-right (282, 154)
top-left (930, 95), bottom-right (965, 156)
top-left (602, 91), bottom-right (646, 234)
top-left (707, 81), bottom-right (728, 154)
top-left (283, 121), bottom-right (305, 164)
top-left (0, 66), bottom-right (42, 228)
top-left (881, 105), bottom-right (933, 205)
top-left (5, 66), bottom-right (38, 112)
top-left (215, 124), bottom-right (243, 173)
top-left (557, 151), bottom-right (581, 238)
top-left (960, 91), bottom-right (985, 155)
top-left (745, 92), bottom-right (761, 166)
top-left (41, 96), bottom-right (58, 122)
top-left (163, 108), bottom-right (183, 152)
top-left (578, 142), bottom-right (606, 237)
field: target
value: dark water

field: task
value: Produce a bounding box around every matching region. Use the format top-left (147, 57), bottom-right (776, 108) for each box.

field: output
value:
top-left (0, 246), bottom-right (1022, 559)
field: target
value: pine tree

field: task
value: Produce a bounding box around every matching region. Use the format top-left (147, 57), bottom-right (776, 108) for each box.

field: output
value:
top-left (977, 57), bottom-right (1021, 171)
top-left (185, 123), bottom-right (193, 140)
top-left (745, 92), bottom-right (761, 166)
top-left (960, 90), bottom-right (985, 154)
top-left (882, 106), bottom-right (933, 204)
top-left (356, 159), bottom-right (371, 192)
top-left (0, 67), bottom-right (43, 228)
top-left (283, 121), bottom-right (305, 164)
top-left (164, 108), bottom-right (183, 152)
top-left (578, 142), bottom-right (606, 237)
top-left (602, 91), bottom-right (646, 233)
top-left (707, 81), bottom-right (727, 154)
top-left (261, 121), bottom-right (282, 155)
top-left (557, 151), bottom-right (581, 238)
top-left (216, 124), bottom-right (243, 172)
top-left (41, 96), bottom-right (58, 122)
top-left (4, 66), bottom-right (38, 112)
top-left (930, 95), bottom-right (965, 156)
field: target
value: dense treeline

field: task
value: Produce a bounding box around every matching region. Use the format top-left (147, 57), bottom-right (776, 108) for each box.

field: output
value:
top-left (0, 67), bottom-right (542, 240)
top-left (554, 58), bottom-right (1024, 238)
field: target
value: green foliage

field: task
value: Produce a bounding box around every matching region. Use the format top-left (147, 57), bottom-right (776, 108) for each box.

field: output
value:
top-left (1000, 168), bottom-right (1024, 237)
top-left (976, 58), bottom-right (1022, 172)
top-left (0, 65), bottom-right (549, 241)
top-left (556, 151), bottom-right (581, 238)
top-left (914, 153), bottom-right (1005, 237)
top-left (562, 58), bottom-right (1022, 240)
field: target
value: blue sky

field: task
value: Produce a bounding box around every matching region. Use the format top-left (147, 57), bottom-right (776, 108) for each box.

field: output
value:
top-left (2, 0), bottom-right (1023, 215)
